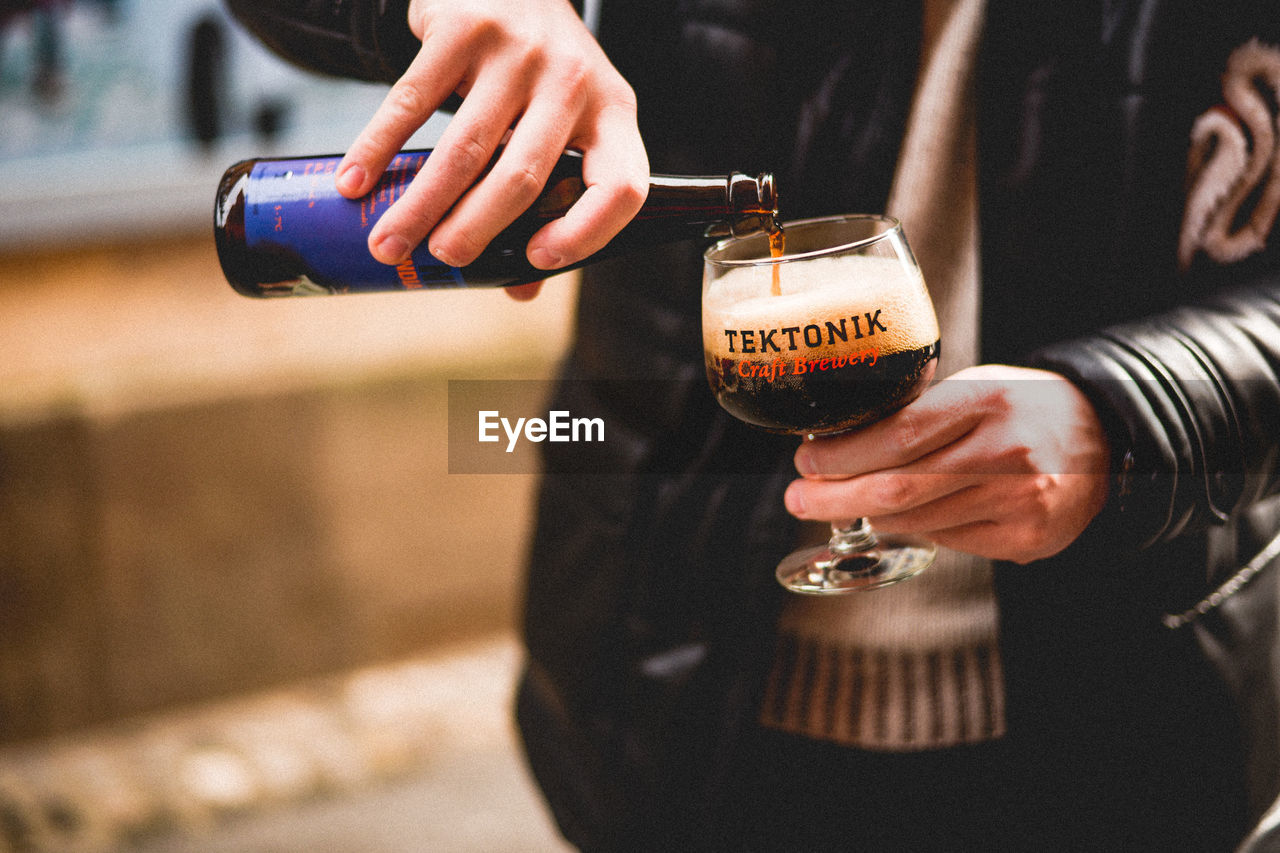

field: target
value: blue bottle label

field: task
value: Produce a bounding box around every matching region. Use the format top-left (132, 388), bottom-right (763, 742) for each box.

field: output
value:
top-left (243, 152), bottom-right (466, 293)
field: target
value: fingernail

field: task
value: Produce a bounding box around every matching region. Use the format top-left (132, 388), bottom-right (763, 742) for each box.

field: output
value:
top-left (430, 244), bottom-right (460, 268)
top-left (336, 163), bottom-right (366, 195)
top-left (795, 446), bottom-right (817, 477)
top-left (374, 234), bottom-right (411, 264)
top-left (529, 247), bottom-right (565, 269)
top-left (784, 483), bottom-right (806, 516)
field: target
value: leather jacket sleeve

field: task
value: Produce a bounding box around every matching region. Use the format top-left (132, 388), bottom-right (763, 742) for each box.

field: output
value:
top-left (1030, 274), bottom-right (1280, 553)
top-left (223, 0), bottom-right (420, 84)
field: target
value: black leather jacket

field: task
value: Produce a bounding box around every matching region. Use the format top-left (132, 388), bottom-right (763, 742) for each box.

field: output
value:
top-left (227, 1), bottom-right (1280, 849)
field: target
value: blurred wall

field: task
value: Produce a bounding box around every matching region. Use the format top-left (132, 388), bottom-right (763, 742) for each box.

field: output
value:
top-left (0, 233), bottom-right (578, 744)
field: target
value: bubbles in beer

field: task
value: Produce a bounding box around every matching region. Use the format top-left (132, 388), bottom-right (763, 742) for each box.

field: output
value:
top-left (704, 254), bottom-right (938, 355)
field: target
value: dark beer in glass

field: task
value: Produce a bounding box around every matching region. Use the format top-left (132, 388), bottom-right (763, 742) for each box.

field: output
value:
top-left (702, 214), bottom-right (939, 593)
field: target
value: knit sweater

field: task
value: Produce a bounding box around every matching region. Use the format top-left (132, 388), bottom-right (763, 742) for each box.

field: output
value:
top-left (759, 0), bottom-right (1006, 751)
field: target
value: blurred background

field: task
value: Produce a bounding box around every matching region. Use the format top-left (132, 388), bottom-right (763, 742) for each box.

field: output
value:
top-left (0, 1), bottom-right (575, 850)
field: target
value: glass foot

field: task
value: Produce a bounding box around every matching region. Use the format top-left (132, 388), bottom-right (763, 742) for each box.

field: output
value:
top-left (776, 534), bottom-right (935, 594)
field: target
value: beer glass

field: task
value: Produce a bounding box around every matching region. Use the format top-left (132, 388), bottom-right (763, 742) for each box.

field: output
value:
top-left (702, 214), bottom-right (940, 593)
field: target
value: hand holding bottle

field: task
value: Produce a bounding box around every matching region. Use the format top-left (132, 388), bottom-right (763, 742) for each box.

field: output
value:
top-left (334, 0), bottom-right (650, 280)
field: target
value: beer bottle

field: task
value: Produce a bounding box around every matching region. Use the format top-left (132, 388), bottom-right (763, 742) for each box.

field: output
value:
top-left (213, 149), bottom-right (777, 297)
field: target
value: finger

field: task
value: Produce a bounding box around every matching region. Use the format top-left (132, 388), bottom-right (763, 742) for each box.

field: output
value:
top-left (865, 483), bottom-right (999, 535)
top-left (424, 88), bottom-right (577, 266)
top-left (926, 521), bottom-right (1006, 559)
top-left (785, 473), bottom-right (1029, 559)
top-left (526, 102), bottom-right (648, 268)
top-left (366, 79), bottom-right (526, 264)
top-left (785, 467), bottom-right (983, 523)
top-left (505, 281), bottom-right (544, 301)
top-left (786, 409), bottom-right (1044, 521)
top-left (337, 43), bottom-right (470, 198)
top-left (795, 379), bottom-right (983, 478)
top-left (929, 518), bottom-right (1063, 565)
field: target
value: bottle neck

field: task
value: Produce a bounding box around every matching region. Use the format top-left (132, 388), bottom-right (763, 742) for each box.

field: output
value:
top-left (638, 172), bottom-right (778, 240)
top-left (726, 171), bottom-right (778, 237)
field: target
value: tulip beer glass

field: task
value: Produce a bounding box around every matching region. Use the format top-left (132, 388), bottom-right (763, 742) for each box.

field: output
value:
top-left (702, 215), bottom-right (940, 593)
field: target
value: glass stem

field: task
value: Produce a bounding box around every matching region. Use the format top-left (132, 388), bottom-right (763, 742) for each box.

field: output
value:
top-left (829, 518), bottom-right (877, 554)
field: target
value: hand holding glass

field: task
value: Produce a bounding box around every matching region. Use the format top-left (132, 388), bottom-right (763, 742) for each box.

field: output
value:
top-left (702, 214), bottom-right (940, 593)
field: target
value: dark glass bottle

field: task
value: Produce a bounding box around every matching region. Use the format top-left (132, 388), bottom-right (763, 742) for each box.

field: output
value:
top-left (214, 149), bottom-right (777, 297)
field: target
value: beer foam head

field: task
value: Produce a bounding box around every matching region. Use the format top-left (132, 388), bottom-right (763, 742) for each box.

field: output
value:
top-left (703, 254), bottom-right (939, 356)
